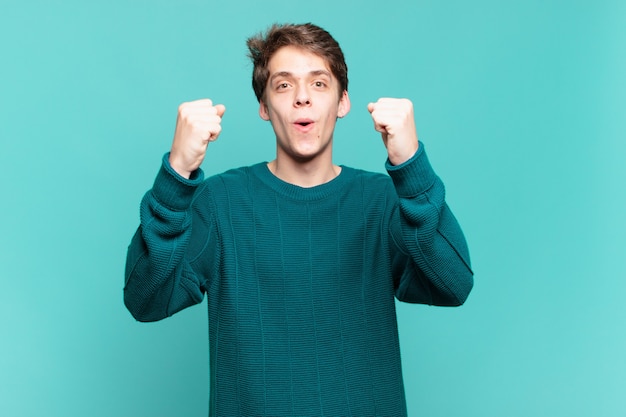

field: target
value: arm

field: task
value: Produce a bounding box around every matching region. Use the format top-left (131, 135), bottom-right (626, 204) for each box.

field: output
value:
top-left (387, 146), bottom-right (473, 306)
top-left (124, 158), bottom-right (208, 321)
top-left (369, 98), bottom-right (473, 306)
top-left (124, 99), bottom-right (225, 321)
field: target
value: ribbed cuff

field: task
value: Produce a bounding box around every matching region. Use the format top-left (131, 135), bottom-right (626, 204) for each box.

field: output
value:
top-left (385, 143), bottom-right (437, 197)
top-left (151, 153), bottom-right (205, 211)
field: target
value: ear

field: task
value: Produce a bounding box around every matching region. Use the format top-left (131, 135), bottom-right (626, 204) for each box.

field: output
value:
top-left (259, 100), bottom-right (271, 121)
top-left (337, 90), bottom-right (351, 118)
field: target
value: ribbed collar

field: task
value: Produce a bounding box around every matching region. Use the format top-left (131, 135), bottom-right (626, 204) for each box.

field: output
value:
top-left (249, 162), bottom-right (357, 201)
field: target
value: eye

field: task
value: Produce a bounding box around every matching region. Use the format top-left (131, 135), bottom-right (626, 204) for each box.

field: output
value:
top-left (314, 81), bottom-right (326, 88)
top-left (277, 82), bottom-right (290, 90)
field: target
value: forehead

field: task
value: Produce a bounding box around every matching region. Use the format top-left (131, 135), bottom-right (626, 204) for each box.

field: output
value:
top-left (268, 46), bottom-right (331, 76)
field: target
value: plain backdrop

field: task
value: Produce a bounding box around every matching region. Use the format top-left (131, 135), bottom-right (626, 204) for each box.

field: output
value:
top-left (1, 1), bottom-right (625, 416)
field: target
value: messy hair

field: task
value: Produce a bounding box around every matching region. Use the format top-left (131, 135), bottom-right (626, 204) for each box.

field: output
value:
top-left (246, 23), bottom-right (348, 102)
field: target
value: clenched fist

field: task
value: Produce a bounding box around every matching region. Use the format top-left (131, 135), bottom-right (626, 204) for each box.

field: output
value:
top-left (169, 99), bottom-right (226, 179)
top-left (367, 98), bottom-right (419, 166)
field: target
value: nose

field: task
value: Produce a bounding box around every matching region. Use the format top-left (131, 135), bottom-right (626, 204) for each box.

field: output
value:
top-left (294, 87), bottom-right (311, 107)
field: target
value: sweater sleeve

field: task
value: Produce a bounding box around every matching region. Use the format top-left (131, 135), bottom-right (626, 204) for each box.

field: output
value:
top-left (123, 154), bottom-right (211, 322)
top-left (386, 144), bottom-right (474, 306)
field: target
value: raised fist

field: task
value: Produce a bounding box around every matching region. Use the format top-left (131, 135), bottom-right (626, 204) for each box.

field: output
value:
top-left (368, 98), bottom-right (419, 166)
top-left (169, 99), bottom-right (226, 178)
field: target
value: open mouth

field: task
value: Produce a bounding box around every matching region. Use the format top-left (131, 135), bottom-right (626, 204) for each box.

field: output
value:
top-left (295, 118), bottom-right (314, 127)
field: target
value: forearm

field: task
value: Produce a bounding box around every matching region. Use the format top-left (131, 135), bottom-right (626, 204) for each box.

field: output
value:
top-left (387, 144), bottom-right (473, 306)
top-left (124, 155), bottom-right (206, 321)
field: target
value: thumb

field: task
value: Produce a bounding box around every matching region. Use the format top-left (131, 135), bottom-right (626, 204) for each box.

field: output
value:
top-left (215, 104), bottom-right (226, 117)
top-left (367, 102), bottom-right (375, 113)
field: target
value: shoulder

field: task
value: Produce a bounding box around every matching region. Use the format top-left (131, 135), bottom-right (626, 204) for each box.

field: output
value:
top-left (341, 166), bottom-right (397, 202)
top-left (343, 165), bottom-right (394, 189)
top-left (199, 163), bottom-right (264, 191)
top-left (190, 164), bottom-right (264, 211)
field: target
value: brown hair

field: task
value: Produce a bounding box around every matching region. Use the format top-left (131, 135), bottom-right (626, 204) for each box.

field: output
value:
top-left (246, 23), bottom-right (348, 102)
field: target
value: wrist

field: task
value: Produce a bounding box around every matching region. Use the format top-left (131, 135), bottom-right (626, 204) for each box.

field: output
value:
top-left (388, 140), bottom-right (419, 166)
top-left (386, 143), bottom-right (435, 197)
top-left (153, 153), bottom-right (205, 211)
top-left (168, 154), bottom-right (193, 179)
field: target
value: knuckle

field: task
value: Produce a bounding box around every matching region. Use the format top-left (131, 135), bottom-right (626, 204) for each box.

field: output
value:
top-left (179, 102), bottom-right (192, 119)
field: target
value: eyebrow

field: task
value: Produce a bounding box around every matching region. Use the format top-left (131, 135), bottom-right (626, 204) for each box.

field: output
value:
top-left (269, 69), bottom-right (332, 83)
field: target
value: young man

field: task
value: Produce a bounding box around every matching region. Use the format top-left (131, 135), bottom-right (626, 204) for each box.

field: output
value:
top-left (125, 23), bottom-right (473, 416)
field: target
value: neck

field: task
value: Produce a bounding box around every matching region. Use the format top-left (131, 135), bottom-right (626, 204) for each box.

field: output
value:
top-left (267, 157), bottom-right (341, 188)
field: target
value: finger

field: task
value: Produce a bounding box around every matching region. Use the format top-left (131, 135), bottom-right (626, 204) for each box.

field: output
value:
top-left (200, 130), bottom-right (212, 142)
top-left (373, 122), bottom-right (388, 135)
top-left (208, 125), bottom-right (222, 142)
top-left (214, 104), bottom-right (226, 117)
top-left (368, 103), bottom-right (386, 131)
top-left (200, 122), bottom-right (222, 142)
top-left (196, 98), bottom-right (214, 107)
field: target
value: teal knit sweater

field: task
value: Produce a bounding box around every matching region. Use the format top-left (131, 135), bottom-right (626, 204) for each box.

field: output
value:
top-left (124, 144), bottom-right (473, 416)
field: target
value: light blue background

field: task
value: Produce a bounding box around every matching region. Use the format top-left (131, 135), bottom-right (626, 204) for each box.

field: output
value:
top-left (1, 1), bottom-right (625, 416)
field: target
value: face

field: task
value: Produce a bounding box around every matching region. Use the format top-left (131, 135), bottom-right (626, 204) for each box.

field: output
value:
top-left (259, 46), bottom-right (350, 164)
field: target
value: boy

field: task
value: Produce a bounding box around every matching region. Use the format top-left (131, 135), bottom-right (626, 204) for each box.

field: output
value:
top-left (125, 22), bottom-right (473, 416)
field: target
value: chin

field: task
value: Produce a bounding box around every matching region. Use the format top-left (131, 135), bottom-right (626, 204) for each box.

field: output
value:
top-left (290, 151), bottom-right (321, 163)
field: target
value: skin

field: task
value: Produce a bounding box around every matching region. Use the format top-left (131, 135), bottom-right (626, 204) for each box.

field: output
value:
top-left (169, 100), bottom-right (226, 179)
top-left (168, 46), bottom-right (419, 183)
top-left (259, 45), bottom-right (350, 186)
